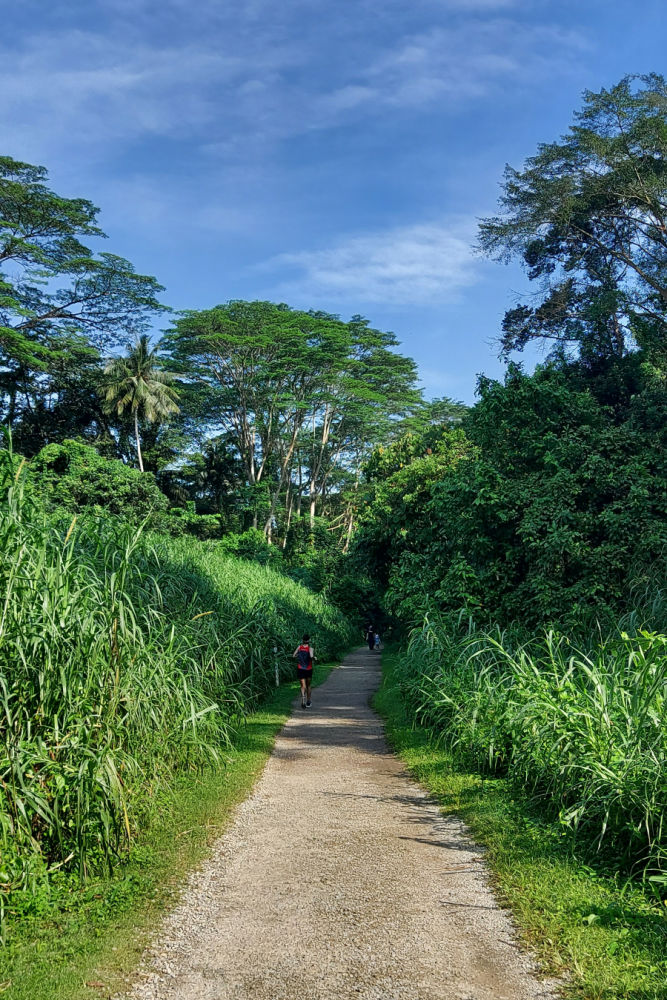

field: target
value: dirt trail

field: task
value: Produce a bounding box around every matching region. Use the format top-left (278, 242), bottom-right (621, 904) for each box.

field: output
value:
top-left (122, 648), bottom-right (557, 1000)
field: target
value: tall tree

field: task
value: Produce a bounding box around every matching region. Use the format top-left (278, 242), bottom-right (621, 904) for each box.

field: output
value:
top-left (301, 315), bottom-right (421, 528)
top-left (478, 75), bottom-right (667, 362)
top-left (166, 302), bottom-right (420, 539)
top-left (102, 335), bottom-right (180, 472)
top-left (0, 155), bottom-right (167, 444)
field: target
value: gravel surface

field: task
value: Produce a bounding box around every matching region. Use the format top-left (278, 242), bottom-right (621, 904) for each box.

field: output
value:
top-left (119, 647), bottom-right (559, 1000)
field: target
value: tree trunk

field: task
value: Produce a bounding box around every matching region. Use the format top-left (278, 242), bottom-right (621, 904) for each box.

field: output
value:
top-left (343, 460), bottom-right (361, 553)
top-left (296, 453), bottom-right (302, 517)
top-left (343, 509), bottom-right (355, 553)
top-left (134, 410), bottom-right (144, 472)
top-left (263, 417), bottom-right (303, 537)
top-left (283, 489), bottom-right (293, 549)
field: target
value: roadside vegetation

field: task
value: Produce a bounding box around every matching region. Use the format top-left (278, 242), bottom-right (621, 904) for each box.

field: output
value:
top-left (400, 617), bottom-right (667, 874)
top-left (376, 651), bottom-right (667, 1000)
top-left (1, 72), bottom-right (666, 998)
top-left (0, 449), bottom-right (354, 945)
top-left (0, 662), bottom-right (336, 1000)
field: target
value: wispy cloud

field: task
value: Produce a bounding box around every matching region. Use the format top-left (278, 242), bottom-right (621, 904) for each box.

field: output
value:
top-left (322, 21), bottom-right (587, 115)
top-left (0, 5), bottom-right (587, 164)
top-left (263, 219), bottom-right (481, 306)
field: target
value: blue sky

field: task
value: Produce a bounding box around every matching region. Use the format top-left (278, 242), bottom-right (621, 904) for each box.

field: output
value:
top-left (3, 0), bottom-right (665, 402)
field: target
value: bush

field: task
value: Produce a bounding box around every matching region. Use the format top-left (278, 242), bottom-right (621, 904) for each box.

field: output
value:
top-left (218, 527), bottom-right (283, 566)
top-left (29, 439), bottom-right (167, 521)
top-left (160, 501), bottom-right (225, 539)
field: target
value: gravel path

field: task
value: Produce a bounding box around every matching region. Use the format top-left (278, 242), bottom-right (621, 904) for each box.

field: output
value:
top-left (121, 647), bottom-right (558, 1000)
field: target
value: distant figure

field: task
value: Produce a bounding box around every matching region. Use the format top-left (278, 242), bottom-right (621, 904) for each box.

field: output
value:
top-left (293, 633), bottom-right (315, 709)
top-left (374, 632), bottom-right (381, 650)
top-left (365, 624), bottom-right (375, 651)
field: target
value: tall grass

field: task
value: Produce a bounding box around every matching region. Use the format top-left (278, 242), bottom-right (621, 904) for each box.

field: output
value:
top-left (0, 452), bottom-right (354, 931)
top-left (400, 614), bottom-right (667, 874)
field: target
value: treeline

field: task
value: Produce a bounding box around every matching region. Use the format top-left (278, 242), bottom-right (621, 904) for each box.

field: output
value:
top-left (0, 157), bottom-right (434, 566)
top-left (351, 76), bottom-right (667, 873)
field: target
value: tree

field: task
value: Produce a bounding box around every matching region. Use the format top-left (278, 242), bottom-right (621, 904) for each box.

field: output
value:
top-left (300, 314), bottom-right (421, 530)
top-left (166, 302), bottom-right (420, 539)
top-left (102, 335), bottom-right (180, 472)
top-left (479, 75), bottom-right (667, 362)
top-left (0, 155), bottom-right (168, 449)
top-left (5, 333), bottom-right (115, 457)
top-left (354, 358), bottom-right (667, 627)
top-left (352, 425), bottom-right (472, 622)
top-left (167, 301), bottom-right (323, 529)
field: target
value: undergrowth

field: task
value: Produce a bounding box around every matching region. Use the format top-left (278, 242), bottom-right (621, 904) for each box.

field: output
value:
top-left (0, 451), bottom-right (354, 935)
top-left (376, 650), bottom-right (667, 1000)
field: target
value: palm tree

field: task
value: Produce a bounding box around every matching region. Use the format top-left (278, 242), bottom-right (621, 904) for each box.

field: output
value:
top-left (102, 335), bottom-right (180, 472)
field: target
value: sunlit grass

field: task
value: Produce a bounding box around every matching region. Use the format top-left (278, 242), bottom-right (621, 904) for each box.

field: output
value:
top-left (0, 450), bottom-right (354, 935)
top-left (376, 651), bottom-right (667, 1000)
top-left (402, 617), bottom-right (667, 874)
top-left (0, 663), bottom-right (335, 1000)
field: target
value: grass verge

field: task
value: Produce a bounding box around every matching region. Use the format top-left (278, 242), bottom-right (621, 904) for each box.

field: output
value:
top-left (374, 651), bottom-right (667, 1000)
top-left (1, 660), bottom-right (336, 1000)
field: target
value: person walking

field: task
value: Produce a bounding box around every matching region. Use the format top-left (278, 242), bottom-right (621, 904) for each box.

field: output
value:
top-left (293, 634), bottom-right (315, 708)
top-left (365, 624), bottom-right (375, 651)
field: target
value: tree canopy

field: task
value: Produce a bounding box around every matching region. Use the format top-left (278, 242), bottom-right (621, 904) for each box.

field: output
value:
top-left (165, 301), bottom-right (421, 536)
top-left (479, 75), bottom-right (667, 363)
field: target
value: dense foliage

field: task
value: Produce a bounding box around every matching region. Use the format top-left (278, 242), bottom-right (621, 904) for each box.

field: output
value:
top-left (352, 76), bottom-right (667, 880)
top-left (0, 453), bottom-right (354, 929)
top-left (399, 616), bottom-right (667, 872)
top-left (28, 438), bottom-right (168, 522)
top-left (355, 356), bottom-right (667, 626)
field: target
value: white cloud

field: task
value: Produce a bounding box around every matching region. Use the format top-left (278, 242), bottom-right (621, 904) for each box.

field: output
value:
top-left (263, 219), bottom-right (481, 306)
top-left (343, 21), bottom-right (587, 113)
top-left (0, 8), bottom-right (587, 164)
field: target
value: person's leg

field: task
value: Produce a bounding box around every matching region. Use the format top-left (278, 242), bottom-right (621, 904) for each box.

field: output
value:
top-left (300, 676), bottom-right (307, 707)
top-left (306, 677), bottom-right (312, 706)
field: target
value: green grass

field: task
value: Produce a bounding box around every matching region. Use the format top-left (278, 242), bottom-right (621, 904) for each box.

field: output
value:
top-left (0, 449), bottom-right (355, 929)
top-left (402, 617), bottom-right (667, 872)
top-left (0, 661), bottom-right (335, 1000)
top-left (375, 651), bottom-right (667, 1000)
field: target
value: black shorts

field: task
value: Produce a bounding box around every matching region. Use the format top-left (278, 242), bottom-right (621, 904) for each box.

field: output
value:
top-left (297, 668), bottom-right (313, 681)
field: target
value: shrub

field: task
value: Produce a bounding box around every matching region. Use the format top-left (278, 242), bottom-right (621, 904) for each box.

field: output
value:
top-left (218, 527), bottom-right (283, 566)
top-left (29, 439), bottom-right (167, 521)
